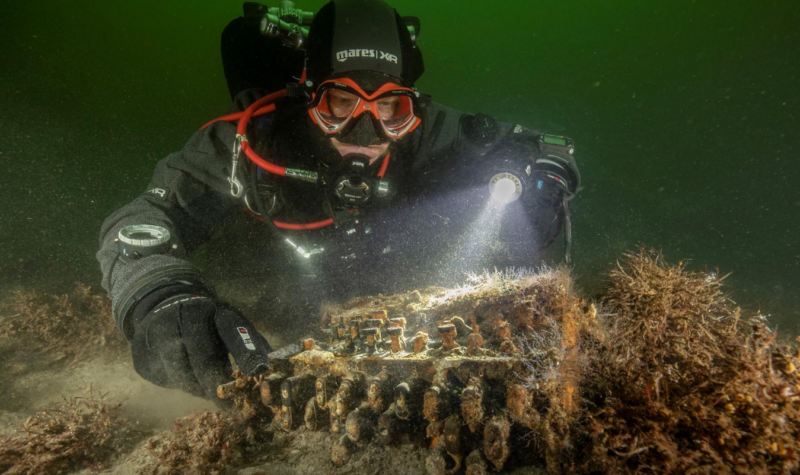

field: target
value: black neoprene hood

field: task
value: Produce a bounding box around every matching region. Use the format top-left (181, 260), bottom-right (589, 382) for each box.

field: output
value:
top-left (305, 0), bottom-right (424, 90)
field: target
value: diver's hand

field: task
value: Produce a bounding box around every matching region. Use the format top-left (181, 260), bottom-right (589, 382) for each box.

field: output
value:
top-left (130, 293), bottom-right (271, 400)
top-left (519, 175), bottom-right (567, 249)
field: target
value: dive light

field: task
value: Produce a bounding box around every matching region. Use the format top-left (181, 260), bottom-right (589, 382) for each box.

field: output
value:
top-left (487, 134), bottom-right (579, 205)
top-left (489, 171), bottom-right (526, 204)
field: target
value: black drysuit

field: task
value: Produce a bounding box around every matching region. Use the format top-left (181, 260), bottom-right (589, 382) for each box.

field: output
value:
top-left (97, 90), bottom-right (578, 346)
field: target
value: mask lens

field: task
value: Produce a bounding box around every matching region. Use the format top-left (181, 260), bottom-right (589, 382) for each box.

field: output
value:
top-left (314, 88), bottom-right (361, 130)
top-left (375, 96), bottom-right (400, 120)
top-left (379, 95), bottom-right (418, 137)
top-left (326, 89), bottom-right (360, 119)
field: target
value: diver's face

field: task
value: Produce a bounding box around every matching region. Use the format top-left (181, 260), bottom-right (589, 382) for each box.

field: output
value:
top-left (327, 88), bottom-right (397, 164)
top-left (330, 137), bottom-right (389, 164)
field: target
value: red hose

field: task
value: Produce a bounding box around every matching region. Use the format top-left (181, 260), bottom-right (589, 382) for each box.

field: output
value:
top-left (237, 90), bottom-right (286, 134)
top-left (377, 153), bottom-right (391, 178)
top-left (274, 219), bottom-right (335, 230)
top-left (277, 208), bottom-right (355, 230)
top-left (200, 103), bottom-right (281, 130)
top-left (237, 91), bottom-right (289, 176)
top-left (243, 208), bottom-right (334, 230)
top-left (239, 104), bottom-right (287, 176)
top-left (200, 87), bottom-right (390, 232)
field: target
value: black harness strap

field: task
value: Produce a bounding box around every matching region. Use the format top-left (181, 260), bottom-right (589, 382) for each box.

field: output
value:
top-left (415, 109), bottom-right (447, 171)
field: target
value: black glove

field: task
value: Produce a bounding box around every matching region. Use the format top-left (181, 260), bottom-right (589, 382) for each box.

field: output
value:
top-left (130, 289), bottom-right (271, 400)
top-left (522, 174), bottom-right (566, 248)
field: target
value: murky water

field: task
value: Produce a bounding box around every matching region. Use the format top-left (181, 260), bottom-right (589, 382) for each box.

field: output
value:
top-left (1, 0), bottom-right (798, 333)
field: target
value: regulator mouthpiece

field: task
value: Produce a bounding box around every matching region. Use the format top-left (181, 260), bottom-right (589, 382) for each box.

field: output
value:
top-left (328, 155), bottom-right (390, 209)
top-left (489, 172), bottom-right (523, 204)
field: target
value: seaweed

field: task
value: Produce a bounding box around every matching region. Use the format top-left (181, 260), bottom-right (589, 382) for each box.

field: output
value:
top-left (141, 410), bottom-right (264, 475)
top-left (512, 269), bottom-right (600, 475)
top-left (580, 247), bottom-right (800, 474)
top-left (142, 371), bottom-right (271, 475)
top-left (0, 284), bottom-right (125, 361)
top-left (0, 388), bottom-right (139, 475)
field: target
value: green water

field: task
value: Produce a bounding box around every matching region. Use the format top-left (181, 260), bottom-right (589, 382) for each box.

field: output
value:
top-left (1, 1), bottom-right (798, 333)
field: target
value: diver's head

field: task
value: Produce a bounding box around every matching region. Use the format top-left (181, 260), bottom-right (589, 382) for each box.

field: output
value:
top-left (304, 0), bottom-right (424, 166)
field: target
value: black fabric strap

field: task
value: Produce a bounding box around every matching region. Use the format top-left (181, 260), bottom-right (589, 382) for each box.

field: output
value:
top-left (416, 109), bottom-right (447, 168)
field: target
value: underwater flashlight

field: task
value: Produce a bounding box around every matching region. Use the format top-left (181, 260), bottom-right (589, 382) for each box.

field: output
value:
top-left (478, 132), bottom-right (581, 264)
top-left (489, 172), bottom-right (524, 204)
top-left (484, 134), bottom-right (580, 206)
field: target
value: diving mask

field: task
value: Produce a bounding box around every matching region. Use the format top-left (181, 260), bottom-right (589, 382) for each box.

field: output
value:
top-left (308, 77), bottom-right (421, 141)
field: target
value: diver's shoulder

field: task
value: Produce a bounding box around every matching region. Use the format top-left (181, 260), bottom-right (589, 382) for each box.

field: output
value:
top-left (230, 88), bottom-right (273, 113)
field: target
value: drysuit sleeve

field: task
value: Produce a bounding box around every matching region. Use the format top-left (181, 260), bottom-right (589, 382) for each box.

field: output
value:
top-left (413, 101), bottom-right (581, 250)
top-left (96, 90), bottom-right (262, 340)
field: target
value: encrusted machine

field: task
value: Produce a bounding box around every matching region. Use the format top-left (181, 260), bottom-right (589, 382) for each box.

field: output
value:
top-left (218, 269), bottom-right (591, 474)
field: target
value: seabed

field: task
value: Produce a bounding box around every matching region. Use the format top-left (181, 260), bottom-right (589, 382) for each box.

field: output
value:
top-left (1, 249), bottom-right (798, 475)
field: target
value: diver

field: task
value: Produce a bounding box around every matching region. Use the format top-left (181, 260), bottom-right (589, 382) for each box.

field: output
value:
top-left (96, 0), bottom-right (581, 401)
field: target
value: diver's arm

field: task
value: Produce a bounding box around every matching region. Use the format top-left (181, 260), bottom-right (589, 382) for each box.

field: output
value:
top-left (96, 119), bottom-right (240, 339)
top-left (96, 101), bottom-right (273, 399)
top-left (97, 89), bottom-right (269, 339)
top-left (417, 101), bottom-right (579, 185)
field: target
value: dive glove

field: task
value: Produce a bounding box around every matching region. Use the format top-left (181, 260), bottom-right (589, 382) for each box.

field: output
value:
top-left (129, 288), bottom-right (271, 400)
top-left (521, 175), bottom-right (566, 248)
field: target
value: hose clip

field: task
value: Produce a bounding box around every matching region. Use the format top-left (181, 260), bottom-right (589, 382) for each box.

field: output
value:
top-left (228, 134), bottom-right (247, 198)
